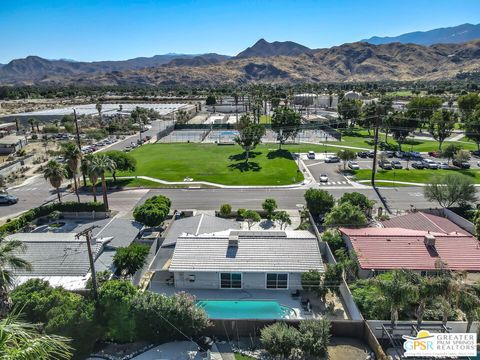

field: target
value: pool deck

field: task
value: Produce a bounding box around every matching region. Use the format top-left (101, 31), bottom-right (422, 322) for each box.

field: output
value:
top-left (148, 284), bottom-right (320, 319)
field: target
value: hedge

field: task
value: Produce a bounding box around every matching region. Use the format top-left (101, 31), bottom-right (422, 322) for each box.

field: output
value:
top-left (0, 201), bottom-right (106, 235)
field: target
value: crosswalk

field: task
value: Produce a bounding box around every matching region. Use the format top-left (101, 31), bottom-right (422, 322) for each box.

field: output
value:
top-left (9, 187), bottom-right (37, 193)
top-left (319, 181), bottom-right (349, 186)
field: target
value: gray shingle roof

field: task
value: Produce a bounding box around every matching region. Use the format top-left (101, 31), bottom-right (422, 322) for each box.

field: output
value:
top-left (169, 230), bottom-right (323, 273)
top-left (162, 214), bottom-right (240, 247)
top-left (5, 233), bottom-right (106, 277)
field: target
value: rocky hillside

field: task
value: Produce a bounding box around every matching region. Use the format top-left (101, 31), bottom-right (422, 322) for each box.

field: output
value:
top-left (236, 39), bottom-right (311, 58)
top-left (2, 41), bottom-right (480, 86)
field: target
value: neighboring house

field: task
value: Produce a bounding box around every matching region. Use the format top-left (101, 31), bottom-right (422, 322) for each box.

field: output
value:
top-left (340, 227), bottom-right (480, 280)
top-left (381, 211), bottom-right (469, 235)
top-left (6, 232), bottom-right (111, 290)
top-left (0, 135), bottom-right (27, 154)
top-left (167, 229), bottom-right (324, 290)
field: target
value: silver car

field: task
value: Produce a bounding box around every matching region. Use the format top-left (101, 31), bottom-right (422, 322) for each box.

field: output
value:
top-left (348, 161), bottom-right (360, 170)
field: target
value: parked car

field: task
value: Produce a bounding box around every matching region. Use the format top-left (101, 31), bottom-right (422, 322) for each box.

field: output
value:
top-left (307, 151), bottom-right (315, 159)
top-left (452, 159), bottom-right (471, 169)
top-left (357, 151), bottom-right (368, 158)
top-left (412, 162), bottom-right (425, 169)
top-left (384, 151), bottom-right (394, 158)
top-left (319, 174), bottom-right (329, 183)
top-left (325, 156), bottom-right (340, 163)
top-left (367, 151), bottom-right (375, 158)
top-left (438, 162), bottom-right (449, 169)
top-left (0, 194), bottom-right (18, 205)
top-left (390, 160), bottom-right (403, 169)
top-left (145, 135), bottom-right (152, 141)
top-left (471, 150), bottom-right (480, 158)
top-left (422, 159), bottom-right (439, 169)
top-left (395, 151), bottom-right (405, 158)
top-left (378, 160), bottom-right (393, 170)
top-left (428, 151), bottom-right (441, 158)
top-left (348, 161), bottom-right (360, 170)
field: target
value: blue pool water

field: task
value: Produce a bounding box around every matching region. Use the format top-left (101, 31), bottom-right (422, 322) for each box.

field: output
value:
top-left (197, 300), bottom-right (294, 319)
top-left (220, 131), bottom-right (238, 136)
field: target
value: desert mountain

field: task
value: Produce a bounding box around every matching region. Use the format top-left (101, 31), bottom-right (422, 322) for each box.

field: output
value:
top-left (362, 23), bottom-right (480, 46)
top-left (236, 39), bottom-right (311, 58)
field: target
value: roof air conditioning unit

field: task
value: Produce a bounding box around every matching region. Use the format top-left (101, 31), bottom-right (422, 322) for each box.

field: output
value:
top-left (424, 234), bottom-right (436, 247)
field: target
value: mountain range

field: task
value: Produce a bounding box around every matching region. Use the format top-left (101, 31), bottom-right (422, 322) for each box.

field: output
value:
top-left (0, 23), bottom-right (479, 86)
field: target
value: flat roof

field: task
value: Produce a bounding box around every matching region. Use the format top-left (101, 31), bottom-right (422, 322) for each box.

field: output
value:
top-left (169, 230), bottom-right (323, 273)
top-left (0, 135), bottom-right (24, 145)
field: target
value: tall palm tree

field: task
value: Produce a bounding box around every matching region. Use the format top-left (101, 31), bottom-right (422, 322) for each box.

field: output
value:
top-left (89, 155), bottom-right (116, 211)
top-left (376, 270), bottom-right (419, 328)
top-left (62, 142), bottom-right (82, 203)
top-left (456, 283), bottom-right (480, 333)
top-left (0, 313), bottom-right (72, 359)
top-left (0, 237), bottom-right (31, 317)
top-left (82, 155), bottom-right (99, 202)
top-left (96, 102), bottom-right (102, 118)
top-left (27, 118), bottom-right (35, 133)
top-left (43, 160), bottom-right (67, 203)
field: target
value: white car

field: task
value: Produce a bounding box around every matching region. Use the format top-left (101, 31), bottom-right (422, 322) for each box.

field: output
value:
top-left (319, 174), bottom-right (329, 183)
top-left (348, 161), bottom-right (360, 170)
top-left (307, 151), bottom-right (315, 159)
top-left (438, 162), bottom-right (449, 169)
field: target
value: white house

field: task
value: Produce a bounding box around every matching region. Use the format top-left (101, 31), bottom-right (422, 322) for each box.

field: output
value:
top-left (168, 229), bottom-right (324, 290)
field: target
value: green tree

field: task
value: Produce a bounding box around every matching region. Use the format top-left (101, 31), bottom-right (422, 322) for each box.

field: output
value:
top-left (389, 112), bottom-right (418, 150)
top-left (104, 150), bottom-right (137, 181)
top-left (457, 92), bottom-right (480, 119)
top-left (95, 102), bottom-right (102, 118)
top-left (321, 229), bottom-right (344, 253)
top-left (234, 119), bottom-right (266, 162)
top-left (337, 149), bottom-right (357, 170)
top-left (376, 270), bottom-right (419, 328)
top-left (219, 203), bottom-right (232, 217)
top-left (337, 98), bottom-right (362, 125)
top-left (474, 210), bottom-right (480, 237)
top-left (0, 313), bottom-right (72, 360)
top-left (0, 237), bottom-right (31, 317)
top-left (98, 280), bottom-right (137, 342)
top-left (271, 106), bottom-right (301, 149)
top-left (273, 210), bottom-right (291, 230)
top-left (465, 108), bottom-right (480, 150)
top-left (89, 154), bottom-right (116, 211)
top-left (242, 210), bottom-right (261, 230)
top-left (456, 283), bottom-right (480, 333)
top-left (43, 160), bottom-right (67, 203)
top-left (262, 198), bottom-right (278, 219)
top-left (424, 173), bottom-right (477, 208)
top-left (441, 143), bottom-right (463, 164)
top-left (205, 95), bottom-right (216, 105)
top-left (260, 322), bottom-right (301, 358)
top-left (406, 96), bottom-right (442, 129)
top-left (304, 188), bottom-right (335, 219)
top-left (454, 149), bottom-right (471, 163)
top-left (428, 109), bottom-right (457, 150)
top-left (82, 154), bottom-right (99, 202)
top-left (323, 203), bottom-right (368, 228)
top-left (133, 195), bottom-right (171, 227)
top-left (62, 142), bottom-right (82, 203)
top-left (28, 118), bottom-right (36, 133)
top-left (339, 192), bottom-right (375, 213)
top-left (113, 243), bottom-right (150, 278)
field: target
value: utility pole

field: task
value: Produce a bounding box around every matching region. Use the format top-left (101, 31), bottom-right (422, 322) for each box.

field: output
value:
top-left (371, 110), bottom-right (381, 187)
top-left (76, 225), bottom-right (100, 302)
top-left (73, 109), bottom-right (87, 187)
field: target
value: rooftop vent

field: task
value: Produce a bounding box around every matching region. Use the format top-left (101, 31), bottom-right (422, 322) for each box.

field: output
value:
top-left (228, 235), bottom-right (239, 248)
top-left (424, 234), bottom-right (436, 248)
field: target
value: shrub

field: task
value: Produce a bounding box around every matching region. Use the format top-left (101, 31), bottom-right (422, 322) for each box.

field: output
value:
top-left (262, 198), bottom-right (278, 219)
top-left (322, 229), bottom-right (344, 252)
top-left (131, 291), bottom-right (210, 343)
top-left (260, 322), bottom-right (301, 358)
top-left (299, 319), bottom-right (331, 358)
top-left (113, 243), bottom-right (150, 278)
top-left (339, 192), bottom-right (375, 213)
top-left (133, 195), bottom-right (171, 227)
top-left (323, 202), bottom-right (368, 228)
top-left (219, 203), bottom-right (232, 217)
top-left (237, 208), bottom-right (246, 218)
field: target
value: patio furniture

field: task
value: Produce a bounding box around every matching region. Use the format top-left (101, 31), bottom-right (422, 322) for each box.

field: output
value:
top-left (291, 290), bottom-right (300, 299)
top-left (301, 298), bottom-right (311, 313)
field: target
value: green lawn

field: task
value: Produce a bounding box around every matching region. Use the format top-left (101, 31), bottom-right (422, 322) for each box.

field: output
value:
top-left (118, 143), bottom-right (304, 185)
top-left (235, 354), bottom-right (256, 360)
top-left (352, 168), bottom-right (480, 184)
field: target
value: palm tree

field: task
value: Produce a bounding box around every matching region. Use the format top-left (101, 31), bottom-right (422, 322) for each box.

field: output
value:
top-left (27, 118), bottom-right (35, 133)
top-left (0, 313), bottom-right (72, 359)
top-left (456, 283), bottom-right (480, 333)
top-left (62, 142), bottom-right (82, 203)
top-left (0, 237), bottom-right (31, 317)
top-left (43, 160), bottom-right (67, 203)
top-left (82, 155), bottom-right (99, 202)
top-left (96, 102), bottom-right (102, 118)
top-left (376, 270), bottom-right (418, 328)
top-left (89, 155), bottom-right (116, 211)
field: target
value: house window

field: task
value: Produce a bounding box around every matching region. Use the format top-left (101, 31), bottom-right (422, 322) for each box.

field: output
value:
top-left (220, 273), bottom-right (242, 289)
top-left (266, 273), bottom-right (288, 289)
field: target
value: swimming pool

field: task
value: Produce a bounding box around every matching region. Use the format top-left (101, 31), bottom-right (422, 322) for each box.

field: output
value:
top-left (220, 131), bottom-right (238, 136)
top-left (197, 300), bottom-right (295, 319)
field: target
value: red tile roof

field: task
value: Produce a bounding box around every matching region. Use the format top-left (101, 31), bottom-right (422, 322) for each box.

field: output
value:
top-left (381, 212), bottom-right (468, 235)
top-left (340, 227), bottom-right (480, 272)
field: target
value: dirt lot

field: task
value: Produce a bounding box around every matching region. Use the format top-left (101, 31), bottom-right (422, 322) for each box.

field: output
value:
top-left (328, 337), bottom-right (372, 360)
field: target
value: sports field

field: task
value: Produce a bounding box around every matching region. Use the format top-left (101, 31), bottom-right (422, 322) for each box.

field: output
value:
top-left (118, 143), bottom-right (304, 185)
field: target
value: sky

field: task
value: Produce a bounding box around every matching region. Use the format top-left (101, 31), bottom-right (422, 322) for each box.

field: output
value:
top-left (1, 0), bottom-right (479, 63)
